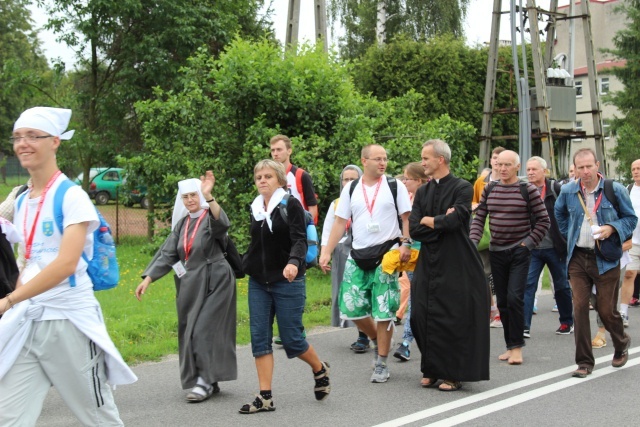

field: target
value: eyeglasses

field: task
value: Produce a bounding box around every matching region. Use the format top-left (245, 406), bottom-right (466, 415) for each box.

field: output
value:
top-left (365, 157), bottom-right (389, 163)
top-left (401, 177), bottom-right (418, 182)
top-left (181, 193), bottom-right (200, 201)
top-left (342, 177), bottom-right (357, 182)
top-left (10, 135), bottom-right (54, 144)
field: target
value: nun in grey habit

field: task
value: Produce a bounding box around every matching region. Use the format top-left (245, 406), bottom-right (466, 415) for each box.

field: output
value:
top-left (136, 173), bottom-right (237, 403)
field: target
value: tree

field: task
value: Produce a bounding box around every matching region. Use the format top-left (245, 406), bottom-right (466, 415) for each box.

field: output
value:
top-left (350, 36), bottom-right (519, 157)
top-left (35, 0), bottom-right (271, 188)
top-left (602, 0), bottom-right (640, 178)
top-left (128, 39), bottom-right (477, 246)
top-left (328, 0), bottom-right (470, 60)
top-left (0, 0), bottom-right (50, 139)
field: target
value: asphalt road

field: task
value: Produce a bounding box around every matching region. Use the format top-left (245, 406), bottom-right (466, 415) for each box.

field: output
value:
top-left (37, 292), bottom-right (640, 426)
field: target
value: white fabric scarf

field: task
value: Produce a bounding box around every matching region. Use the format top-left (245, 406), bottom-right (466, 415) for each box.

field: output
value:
top-left (171, 178), bottom-right (209, 230)
top-left (250, 187), bottom-right (287, 231)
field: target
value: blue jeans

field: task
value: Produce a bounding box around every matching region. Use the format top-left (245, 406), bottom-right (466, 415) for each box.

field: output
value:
top-left (524, 248), bottom-right (573, 330)
top-left (248, 276), bottom-right (309, 359)
top-left (402, 272), bottom-right (414, 343)
top-left (490, 246), bottom-right (531, 349)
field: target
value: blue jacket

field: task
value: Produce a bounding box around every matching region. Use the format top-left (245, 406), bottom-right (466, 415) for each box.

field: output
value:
top-left (555, 178), bottom-right (637, 274)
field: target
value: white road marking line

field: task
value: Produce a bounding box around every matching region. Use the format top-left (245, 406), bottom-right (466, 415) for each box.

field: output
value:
top-left (424, 357), bottom-right (640, 427)
top-left (373, 347), bottom-right (640, 427)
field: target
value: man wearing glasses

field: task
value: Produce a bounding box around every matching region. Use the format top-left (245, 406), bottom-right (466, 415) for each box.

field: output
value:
top-left (320, 144), bottom-right (412, 383)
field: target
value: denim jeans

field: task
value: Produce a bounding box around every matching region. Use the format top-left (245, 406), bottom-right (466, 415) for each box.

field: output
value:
top-left (248, 276), bottom-right (309, 359)
top-left (490, 246), bottom-right (531, 349)
top-left (401, 272), bottom-right (414, 343)
top-left (524, 248), bottom-right (573, 330)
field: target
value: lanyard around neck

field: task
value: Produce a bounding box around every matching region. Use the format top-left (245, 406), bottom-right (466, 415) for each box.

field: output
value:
top-left (23, 170), bottom-right (62, 260)
top-left (362, 177), bottom-right (383, 216)
top-left (183, 210), bottom-right (207, 262)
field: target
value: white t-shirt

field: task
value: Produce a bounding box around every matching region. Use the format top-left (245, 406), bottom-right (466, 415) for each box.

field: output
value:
top-left (15, 174), bottom-right (99, 282)
top-left (631, 185), bottom-right (640, 245)
top-left (335, 177), bottom-right (411, 250)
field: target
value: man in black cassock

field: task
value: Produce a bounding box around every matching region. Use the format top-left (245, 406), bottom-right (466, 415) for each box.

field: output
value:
top-left (409, 139), bottom-right (490, 391)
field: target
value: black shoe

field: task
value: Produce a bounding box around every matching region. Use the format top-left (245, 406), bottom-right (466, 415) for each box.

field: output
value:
top-left (350, 337), bottom-right (370, 353)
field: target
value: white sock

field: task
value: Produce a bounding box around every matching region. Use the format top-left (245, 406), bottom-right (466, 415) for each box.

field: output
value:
top-left (620, 304), bottom-right (629, 316)
top-left (196, 376), bottom-right (208, 387)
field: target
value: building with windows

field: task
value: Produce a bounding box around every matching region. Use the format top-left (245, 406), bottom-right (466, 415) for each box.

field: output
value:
top-left (553, 0), bottom-right (627, 176)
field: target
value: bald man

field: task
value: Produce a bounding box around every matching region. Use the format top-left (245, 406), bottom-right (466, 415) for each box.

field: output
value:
top-left (470, 150), bottom-right (550, 365)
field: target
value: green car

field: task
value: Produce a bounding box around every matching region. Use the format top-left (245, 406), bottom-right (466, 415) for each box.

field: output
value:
top-left (74, 167), bottom-right (125, 205)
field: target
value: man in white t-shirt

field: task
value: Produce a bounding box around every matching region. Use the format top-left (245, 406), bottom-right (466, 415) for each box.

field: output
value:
top-left (620, 159), bottom-right (640, 327)
top-left (270, 134), bottom-right (318, 223)
top-left (320, 144), bottom-right (412, 383)
top-left (0, 107), bottom-right (135, 426)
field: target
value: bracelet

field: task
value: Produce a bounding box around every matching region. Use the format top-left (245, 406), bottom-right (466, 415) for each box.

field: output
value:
top-left (205, 197), bottom-right (215, 203)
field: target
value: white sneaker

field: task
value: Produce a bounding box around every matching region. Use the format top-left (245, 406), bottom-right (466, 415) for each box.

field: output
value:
top-left (622, 313), bottom-right (630, 328)
top-left (490, 315), bottom-right (503, 328)
top-left (370, 363), bottom-right (390, 383)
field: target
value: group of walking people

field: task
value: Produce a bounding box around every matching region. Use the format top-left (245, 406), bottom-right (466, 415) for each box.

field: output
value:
top-left (0, 105), bottom-right (636, 426)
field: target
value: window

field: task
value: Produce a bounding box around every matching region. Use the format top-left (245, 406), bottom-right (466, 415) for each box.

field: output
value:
top-left (575, 80), bottom-right (583, 98)
top-left (599, 77), bottom-right (609, 95)
top-left (603, 119), bottom-right (611, 140)
top-left (575, 120), bottom-right (583, 142)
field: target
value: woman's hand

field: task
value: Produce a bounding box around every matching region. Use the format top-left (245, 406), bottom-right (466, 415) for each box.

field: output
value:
top-left (283, 263), bottom-right (299, 282)
top-left (135, 276), bottom-right (152, 301)
top-left (201, 170), bottom-right (215, 199)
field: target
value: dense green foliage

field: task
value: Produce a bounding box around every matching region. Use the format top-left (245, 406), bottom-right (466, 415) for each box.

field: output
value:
top-left (128, 39), bottom-right (477, 250)
top-left (603, 0), bottom-right (640, 178)
top-left (351, 35), bottom-right (519, 146)
top-left (0, 0), bottom-right (50, 142)
top-left (34, 0), bottom-right (271, 185)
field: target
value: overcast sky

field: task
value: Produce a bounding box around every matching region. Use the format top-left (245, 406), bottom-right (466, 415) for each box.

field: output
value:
top-left (31, 0), bottom-right (570, 67)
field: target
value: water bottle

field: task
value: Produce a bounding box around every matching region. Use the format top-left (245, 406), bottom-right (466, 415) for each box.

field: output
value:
top-left (100, 226), bottom-right (113, 244)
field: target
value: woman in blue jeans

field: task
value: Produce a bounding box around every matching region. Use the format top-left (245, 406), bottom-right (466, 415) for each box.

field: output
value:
top-left (240, 159), bottom-right (330, 414)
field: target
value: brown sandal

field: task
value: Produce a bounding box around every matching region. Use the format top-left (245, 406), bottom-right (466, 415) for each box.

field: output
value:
top-left (438, 380), bottom-right (462, 392)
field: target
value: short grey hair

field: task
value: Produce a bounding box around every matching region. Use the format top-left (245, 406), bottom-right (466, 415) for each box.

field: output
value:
top-left (254, 159), bottom-right (287, 188)
top-left (422, 139), bottom-right (451, 165)
top-left (527, 156), bottom-right (547, 170)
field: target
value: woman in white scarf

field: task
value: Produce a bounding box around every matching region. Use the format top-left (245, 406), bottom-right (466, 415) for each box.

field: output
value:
top-left (136, 172), bottom-right (237, 403)
top-left (239, 159), bottom-right (330, 414)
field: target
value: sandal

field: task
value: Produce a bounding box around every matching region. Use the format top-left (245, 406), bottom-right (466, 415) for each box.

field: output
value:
top-left (186, 382), bottom-right (219, 403)
top-left (239, 394), bottom-right (276, 414)
top-left (314, 361), bottom-right (331, 401)
top-left (438, 380), bottom-right (462, 392)
top-left (420, 377), bottom-right (439, 388)
top-left (592, 332), bottom-right (607, 349)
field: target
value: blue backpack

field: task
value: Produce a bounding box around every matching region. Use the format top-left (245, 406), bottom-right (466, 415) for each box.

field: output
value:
top-left (278, 193), bottom-right (318, 268)
top-left (17, 179), bottom-right (119, 291)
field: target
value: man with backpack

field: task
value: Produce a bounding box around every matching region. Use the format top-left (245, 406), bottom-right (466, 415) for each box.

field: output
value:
top-left (470, 150), bottom-right (550, 365)
top-left (0, 107), bottom-right (136, 426)
top-left (270, 134), bottom-right (319, 223)
top-left (555, 148), bottom-right (636, 378)
top-left (523, 156), bottom-right (573, 338)
top-left (320, 144), bottom-right (412, 383)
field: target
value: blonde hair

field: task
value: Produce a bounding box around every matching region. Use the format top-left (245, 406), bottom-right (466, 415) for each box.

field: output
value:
top-left (254, 159), bottom-right (287, 187)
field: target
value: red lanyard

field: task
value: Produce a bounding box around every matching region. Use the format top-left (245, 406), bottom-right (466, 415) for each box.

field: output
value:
top-left (539, 185), bottom-right (546, 200)
top-left (23, 170), bottom-right (62, 260)
top-left (362, 177), bottom-right (383, 216)
top-left (286, 164), bottom-right (292, 175)
top-left (580, 183), bottom-right (603, 216)
top-left (183, 210), bottom-right (207, 262)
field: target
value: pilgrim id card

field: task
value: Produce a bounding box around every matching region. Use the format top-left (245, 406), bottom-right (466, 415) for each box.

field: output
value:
top-left (367, 222), bottom-right (381, 233)
top-left (172, 261), bottom-right (187, 278)
top-left (21, 262), bottom-right (42, 286)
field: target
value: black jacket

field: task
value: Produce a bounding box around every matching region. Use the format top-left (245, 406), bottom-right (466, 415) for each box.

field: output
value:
top-left (243, 195), bottom-right (307, 284)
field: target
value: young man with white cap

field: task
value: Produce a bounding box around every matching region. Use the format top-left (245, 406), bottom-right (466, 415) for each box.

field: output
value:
top-left (0, 107), bottom-right (136, 426)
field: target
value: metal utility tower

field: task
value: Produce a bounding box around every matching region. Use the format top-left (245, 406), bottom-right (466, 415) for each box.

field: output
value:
top-left (479, 0), bottom-right (606, 178)
top-left (285, 0), bottom-right (328, 53)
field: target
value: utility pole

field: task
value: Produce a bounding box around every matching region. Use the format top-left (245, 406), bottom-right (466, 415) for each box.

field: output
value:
top-left (285, 0), bottom-right (328, 53)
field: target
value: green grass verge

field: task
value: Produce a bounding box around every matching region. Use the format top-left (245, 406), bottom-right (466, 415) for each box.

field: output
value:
top-left (97, 236), bottom-right (332, 364)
